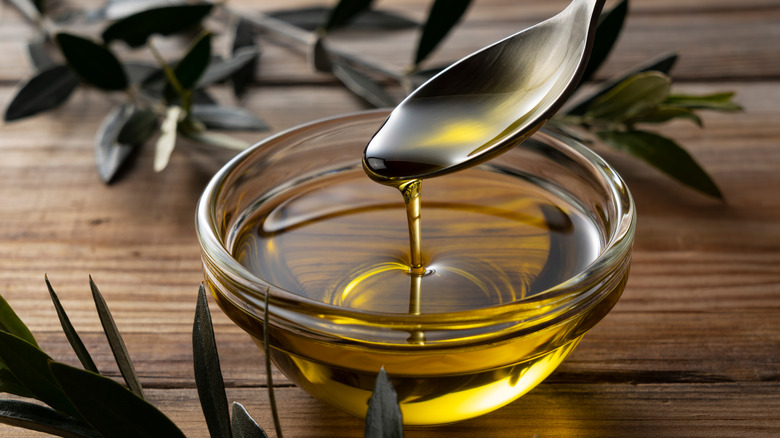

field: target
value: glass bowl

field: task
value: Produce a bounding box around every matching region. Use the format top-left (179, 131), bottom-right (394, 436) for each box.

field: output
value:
top-left (196, 109), bottom-right (635, 425)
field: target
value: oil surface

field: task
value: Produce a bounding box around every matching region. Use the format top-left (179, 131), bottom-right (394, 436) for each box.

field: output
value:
top-left (233, 167), bottom-right (600, 314)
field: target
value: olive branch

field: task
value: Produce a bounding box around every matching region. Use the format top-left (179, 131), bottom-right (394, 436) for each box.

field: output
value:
top-left (4, 0), bottom-right (740, 197)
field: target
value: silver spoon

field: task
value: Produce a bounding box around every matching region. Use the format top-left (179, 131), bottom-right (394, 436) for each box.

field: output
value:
top-left (363, 0), bottom-right (606, 183)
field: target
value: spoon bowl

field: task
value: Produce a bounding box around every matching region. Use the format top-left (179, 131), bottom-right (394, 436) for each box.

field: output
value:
top-left (363, 0), bottom-right (606, 183)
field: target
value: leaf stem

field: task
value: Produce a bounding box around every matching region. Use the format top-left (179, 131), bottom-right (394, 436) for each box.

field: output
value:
top-left (263, 287), bottom-right (283, 438)
top-left (147, 39), bottom-right (185, 98)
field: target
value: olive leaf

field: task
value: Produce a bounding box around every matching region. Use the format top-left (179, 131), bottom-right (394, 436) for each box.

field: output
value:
top-left (597, 129), bottom-right (723, 199)
top-left (27, 38), bottom-right (55, 72)
top-left (331, 61), bottom-right (396, 108)
top-left (0, 331), bottom-right (81, 418)
top-left (89, 277), bottom-right (145, 399)
top-left (118, 107), bottom-right (158, 145)
top-left (174, 31), bottom-right (212, 91)
top-left (95, 104), bottom-right (157, 183)
top-left (310, 36), bottom-right (333, 73)
top-left (154, 106), bottom-right (182, 172)
top-left (664, 92), bottom-right (742, 112)
top-left (55, 33), bottom-right (128, 91)
top-left (49, 362), bottom-right (187, 438)
top-left (580, 0), bottom-right (628, 83)
top-left (193, 284), bottom-right (232, 438)
top-left (0, 399), bottom-right (99, 438)
top-left (0, 294), bottom-right (38, 398)
top-left (102, 3), bottom-right (213, 48)
top-left (270, 6), bottom-right (415, 32)
top-left (566, 51), bottom-right (678, 116)
top-left (584, 71), bottom-right (671, 123)
top-left (231, 19), bottom-right (259, 98)
top-left (231, 402), bottom-right (269, 438)
top-left (321, 0), bottom-right (374, 33)
top-left (364, 367), bottom-right (403, 438)
top-left (191, 105), bottom-right (269, 131)
top-left (630, 105), bottom-right (702, 127)
top-left (199, 46), bottom-right (259, 89)
top-left (45, 276), bottom-right (99, 373)
top-left (414, 0), bottom-right (472, 68)
top-left (0, 294), bottom-right (38, 348)
top-left (4, 64), bottom-right (79, 122)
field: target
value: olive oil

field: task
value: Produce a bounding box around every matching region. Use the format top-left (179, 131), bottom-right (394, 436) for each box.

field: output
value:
top-left (230, 164), bottom-right (603, 423)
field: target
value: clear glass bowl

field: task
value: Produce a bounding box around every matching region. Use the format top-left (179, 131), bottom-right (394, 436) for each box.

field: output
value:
top-left (196, 109), bottom-right (636, 425)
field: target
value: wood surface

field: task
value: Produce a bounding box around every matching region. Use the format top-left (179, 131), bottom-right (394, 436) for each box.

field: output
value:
top-left (1, 0), bottom-right (779, 436)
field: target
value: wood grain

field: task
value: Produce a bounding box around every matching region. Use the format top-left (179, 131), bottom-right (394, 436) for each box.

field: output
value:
top-left (1, 0), bottom-right (779, 436)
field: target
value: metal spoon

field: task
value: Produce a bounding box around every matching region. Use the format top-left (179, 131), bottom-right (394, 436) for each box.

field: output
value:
top-left (363, 0), bottom-right (606, 183)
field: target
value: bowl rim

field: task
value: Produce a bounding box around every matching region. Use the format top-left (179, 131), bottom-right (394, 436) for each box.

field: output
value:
top-left (195, 108), bottom-right (636, 327)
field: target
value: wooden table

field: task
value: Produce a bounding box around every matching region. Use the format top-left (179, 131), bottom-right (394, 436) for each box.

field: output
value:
top-left (1, 0), bottom-right (779, 436)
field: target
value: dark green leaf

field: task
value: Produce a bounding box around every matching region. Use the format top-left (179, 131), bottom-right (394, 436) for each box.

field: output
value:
top-left (118, 108), bottom-right (158, 145)
top-left (269, 6), bottom-right (415, 32)
top-left (322, 0), bottom-right (374, 32)
top-left (585, 71), bottom-right (670, 122)
top-left (665, 92), bottom-right (742, 111)
top-left (4, 64), bottom-right (79, 122)
top-left (597, 129), bottom-right (722, 199)
top-left (191, 105), bottom-right (269, 131)
top-left (231, 402), bottom-right (269, 438)
top-left (0, 294), bottom-right (38, 398)
top-left (49, 362), bottom-right (186, 438)
top-left (27, 39), bottom-right (55, 72)
top-left (311, 36), bottom-right (332, 72)
top-left (0, 331), bottom-right (81, 418)
top-left (95, 104), bottom-right (156, 183)
top-left (102, 3), bottom-right (213, 48)
top-left (45, 276), bottom-right (99, 373)
top-left (198, 46), bottom-right (259, 88)
top-left (176, 32), bottom-right (212, 90)
top-left (0, 368), bottom-right (34, 398)
top-left (414, 0), bottom-right (471, 67)
top-left (33, 0), bottom-right (45, 13)
top-left (231, 19), bottom-right (259, 97)
top-left (580, 0), bottom-right (628, 83)
top-left (633, 105), bottom-right (702, 127)
top-left (234, 17), bottom-right (256, 51)
top-left (364, 368), bottom-right (403, 438)
top-left (55, 33), bottom-right (128, 91)
top-left (566, 51), bottom-right (678, 116)
top-left (331, 61), bottom-right (396, 108)
top-left (89, 277), bottom-right (145, 399)
top-left (0, 294), bottom-right (37, 348)
top-left (193, 284), bottom-right (231, 438)
top-left (0, 399), bottom-right (99, 438)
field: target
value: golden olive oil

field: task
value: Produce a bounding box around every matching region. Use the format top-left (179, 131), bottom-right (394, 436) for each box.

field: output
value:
top-left (230, 164), bottom-right (603, 423)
